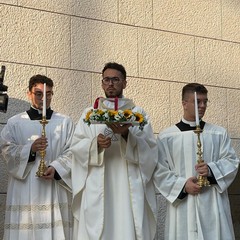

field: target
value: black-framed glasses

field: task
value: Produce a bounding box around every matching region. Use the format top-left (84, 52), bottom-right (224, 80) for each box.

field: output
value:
top-left (102, 77), bottom-right (122, 85)
top-left (31, 91), bottom-right (53, 100)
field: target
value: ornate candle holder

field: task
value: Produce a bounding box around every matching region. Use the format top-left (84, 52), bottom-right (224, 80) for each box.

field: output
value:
top-left (194, 125), bottom-right (210, 188)
top-left (36, 116), bottom-right (48, 177)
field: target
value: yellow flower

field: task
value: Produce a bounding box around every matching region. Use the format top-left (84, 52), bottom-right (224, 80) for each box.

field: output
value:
top-left (123, 109), bottom-right (133, 119)
top-left (108, 110), bottom-right (118, 117)
top-left (96, 109), bottom-right (104, 115)
top-left (85, 110), bottom-right (93, 120)
top-left (134, 112), bottom-right (144, 123)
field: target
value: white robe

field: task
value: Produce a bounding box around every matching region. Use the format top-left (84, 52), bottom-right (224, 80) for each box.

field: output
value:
top-left (71, 98), bottom-right (157, 240)
top-left (154, 122), bottom-right (239, 240)
top-left (0, 111), bottom-right (75, 240)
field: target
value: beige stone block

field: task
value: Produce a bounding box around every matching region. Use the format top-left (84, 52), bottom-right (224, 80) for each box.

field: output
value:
top-left (227, 89), bottom-right (240, 138)
top-left (18, 0), bottom-right (73, 14)
top-left (195, 38), bottom-right (240, 89)
top-left (46, 68), bottom-right (92, 123)
top-left (1, 0), bottom-right (17, 4)
top-left (72, 0), bottom-right (118, 22)
top-left (203, 86), bottom-right (228, 131)
top-left (71, 18), bottom-right (138, 76)
top-left (169, 82), bottom-right (186, 126)
top-left (124, 78), bottom-right (170, 134)
top-left (0, 6), bottom-right (71, 68)
top-left (222, 0), bottom-right (240, 42)
top-left (138, 29), bottom-right (195, 82)
top-left (153, 0), bottom-right (221, 38)
top-left (119, 0), bottom-right (152, 27)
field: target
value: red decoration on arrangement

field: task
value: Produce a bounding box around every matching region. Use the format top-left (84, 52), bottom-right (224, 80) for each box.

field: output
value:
top-left (93, 97), bottom-right (102, 109)
top-left (114, 97), bottom-right (118, 110)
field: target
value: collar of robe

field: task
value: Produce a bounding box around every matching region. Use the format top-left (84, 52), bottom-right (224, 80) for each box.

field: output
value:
top-left (27, 106), bottom-right (53, 120)
top-left (176, 118), bottom-right (205, 131)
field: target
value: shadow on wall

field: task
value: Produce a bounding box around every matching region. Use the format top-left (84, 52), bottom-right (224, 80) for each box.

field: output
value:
top-left (0, 97), bottom-right (30, 125)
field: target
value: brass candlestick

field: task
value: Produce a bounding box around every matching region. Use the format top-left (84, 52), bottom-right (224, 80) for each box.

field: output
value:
top-left (36, 116), bottom-right (48, 177)
top-left (194, 125), bottom-right (210, 188)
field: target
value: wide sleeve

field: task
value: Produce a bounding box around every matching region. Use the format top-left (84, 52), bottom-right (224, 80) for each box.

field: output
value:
top-left (206, 128), bottom-right (239, 193)
top-left (49, 117), bottom-right (75, 191)
top-left (153, 132), bottom-right (187, 206)
top-left (0, 119), bottom-right (34, 179)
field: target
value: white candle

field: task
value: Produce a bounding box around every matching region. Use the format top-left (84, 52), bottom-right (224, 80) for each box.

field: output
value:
top-left (194, 91), bottom-right (199, 126)
top-left (42, 83), bottom-right (46, 118)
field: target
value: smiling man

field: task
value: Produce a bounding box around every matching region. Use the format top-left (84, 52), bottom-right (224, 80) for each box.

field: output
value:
top-left (154, 83), bottom-right (239, 240)
top-left (71, 62), bottom-right (157, 240)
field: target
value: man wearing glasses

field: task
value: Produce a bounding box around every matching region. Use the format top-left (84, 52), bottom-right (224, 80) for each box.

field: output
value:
top-left (1, 74), bottom-right (74, 240)
top-left (154, 83), bottom-right (239, 240)
top-left (71, 62), bottom-right (157, 240)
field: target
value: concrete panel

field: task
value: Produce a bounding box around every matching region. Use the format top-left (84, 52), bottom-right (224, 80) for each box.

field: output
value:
top-left (72, 0), bottom-right (118, 22)
top-left (195, 38), bottom-right (240, 89)
top-left (227, 89), bottom-right (240, 138)
top-left (0, 0), bottom-right (17, 4)
top-left (153, 0), bottom-right (221, 39)
top-left (46, 68), bottom-right (92, 124)
top-left (119, 0), bottom-right (153, 27)
top-left (18, 0), bottom-right (73, 14)
top-left (124, 78), bottom-right (170, 134)
top-left (169, 82), bottom-right (186, 126)
top-left (71, 18), bottom-right (138, 76)
top-left (222, 0), bottom-right (240, 42)
top-left (0, 5), bottom-right (71, 68)
top-left (138, 29), bottom-right (195, 82)
top-left (203, 86), bottom-right (228, 131)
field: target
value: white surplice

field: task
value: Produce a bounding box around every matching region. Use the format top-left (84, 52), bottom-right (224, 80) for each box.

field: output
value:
top-left (71, 98), bottom-right (157, 240)
top-left (0, 111), bottom-right (75, 240)
top-left (154, 122), bottom-right (239, 240)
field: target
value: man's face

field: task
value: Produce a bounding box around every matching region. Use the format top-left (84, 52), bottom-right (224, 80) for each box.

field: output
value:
top-left (27, 83), bottom-right (53, 110)
top-left (182, 92), bottom-right (208, 122)
top-left (102, 68), bottom-right (127, 98)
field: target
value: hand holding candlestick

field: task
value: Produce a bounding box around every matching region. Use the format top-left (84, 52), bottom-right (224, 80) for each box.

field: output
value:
top-left (194, 92), bottom-right (210, 187)
top-left (36, 83), bottom-right (48, 177)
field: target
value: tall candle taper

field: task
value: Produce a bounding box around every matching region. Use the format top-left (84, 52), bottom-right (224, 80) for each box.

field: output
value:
top-left (36, 83), bottom-right (48, 177)
top-left (194, 92), bottom-right (199, 126)
top-left (42, 83), bottom-right (46, 118)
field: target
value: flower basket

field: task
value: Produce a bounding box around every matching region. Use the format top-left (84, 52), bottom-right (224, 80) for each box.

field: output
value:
top-left (83, 97), bottom-right (147, 130)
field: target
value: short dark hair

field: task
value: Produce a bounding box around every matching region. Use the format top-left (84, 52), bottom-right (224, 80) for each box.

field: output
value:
top-left (102, 62), bottom-right (127, 80)
top-left (28, 74), bottom-right (54, 91)
top-left (182, 83), bottom-right (208, 100)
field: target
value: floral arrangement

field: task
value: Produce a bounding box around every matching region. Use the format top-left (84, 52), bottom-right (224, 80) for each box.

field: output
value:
top-left (83, 109), bottom-right (147, 130)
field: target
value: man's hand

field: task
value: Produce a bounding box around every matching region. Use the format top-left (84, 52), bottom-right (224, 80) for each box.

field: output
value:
top-left (31, 136), bottom-right (48, 153)
top-left (97, 134), bottom-right (111, 148)
top-left (195, 162), bottom-right (209, 177)
top-left (41, 166), bottom-right (55, 180)
top-left (185, 177), bottom-right (201, 195)
top-left (106, 123), bottom-right (131, 139)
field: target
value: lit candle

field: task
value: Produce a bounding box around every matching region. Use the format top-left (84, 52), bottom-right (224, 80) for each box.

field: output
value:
top-left (42, 83), bottom-right (46, 118)
top-left (194, 91), bottom-right (199, 126)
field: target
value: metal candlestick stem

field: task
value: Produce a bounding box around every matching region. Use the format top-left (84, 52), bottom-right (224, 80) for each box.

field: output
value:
top-left (194, 125), bottom-right (210, 188)
top-left (36, 117), bottom-right (48, 177)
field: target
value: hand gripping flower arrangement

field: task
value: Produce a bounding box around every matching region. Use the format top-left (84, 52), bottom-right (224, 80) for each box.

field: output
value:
top-left (83, 97), bottom-right (147, 130)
